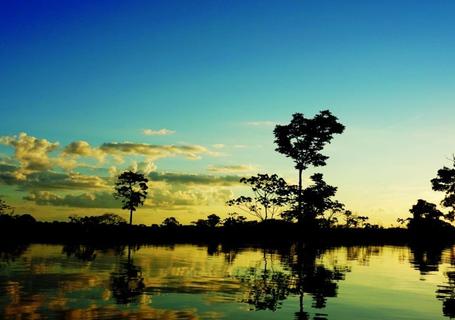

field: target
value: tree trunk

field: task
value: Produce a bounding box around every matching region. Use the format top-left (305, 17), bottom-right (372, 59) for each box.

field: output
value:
top-left (298, 168), bottom-right (303, 224)
top-left (129, 209), bottom-right (133, 226)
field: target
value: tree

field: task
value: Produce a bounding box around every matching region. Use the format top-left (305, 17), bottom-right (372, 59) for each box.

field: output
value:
top-left (274, 111), bottom-right (345, 224)
top-left (207, 214), bottom-right (221, 228)
top-left (343, 210), bottom-right (370, 228)
top-left (406, 199), bottom-right (452, 232)
top-left (192, 214), bottom-right (221, 228)
top-left (223, 213), bottom-right (247, 227)
top-left (113, 171), bottom-right (149, 226)
top-left (98, 213), bottom-right (127, 225)
top-left (226, 174), bottom-right (290, 221)
top-left (431, 157), bottom-right (455, 221)
top-left (68, 213), bottom-right (126, 225)
top-left (161, 217), bottom-right (181, 228)
top-left (409, 199), bottom-right (444, 221)
top-left (281, 173), bottom-right (344, 227)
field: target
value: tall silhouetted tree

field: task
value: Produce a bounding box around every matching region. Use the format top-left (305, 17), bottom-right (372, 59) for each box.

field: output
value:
top-left (113, 171), bottom-right (148, 226)
top-left (226, 174), bottom-right (290, 221)
top-left (274, 111), bottom-right (344, 224)
top-left (431, 157), bottom-right (455, 221)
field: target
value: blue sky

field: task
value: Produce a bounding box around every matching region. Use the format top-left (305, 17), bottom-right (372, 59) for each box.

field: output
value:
top-left (1, 1), bottom-right (455, 224)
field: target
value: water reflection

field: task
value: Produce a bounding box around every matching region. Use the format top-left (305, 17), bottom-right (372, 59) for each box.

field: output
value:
top-left (110, 246), bottom-right (145, 304)
top-left (62, 243), bottom-right (98, 261)
top-left (282, 244), bottom-right (349, 320)
top-left (437, 271), bottom-right (455, 318)
top-left (0, 243), bottom-right (454, 319)
top-left (0, 243), bottom-right (29, 263)
top-left (237, 251), bottom-right (291, 311)
top-left (409, 243), bottom-right (448, 276)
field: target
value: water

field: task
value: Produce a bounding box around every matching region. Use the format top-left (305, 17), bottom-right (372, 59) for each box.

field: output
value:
top-left (0, 243), bottom-right (454, 319)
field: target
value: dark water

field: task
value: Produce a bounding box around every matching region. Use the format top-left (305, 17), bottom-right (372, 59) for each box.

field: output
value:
top-left (1, 243), bottom-right (454, 319)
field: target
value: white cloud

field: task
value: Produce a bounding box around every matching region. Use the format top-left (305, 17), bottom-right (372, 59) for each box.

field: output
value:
top-left (128, 160), bottom-right (157, 175)
top-left (62, 140), bottom-right (105, 161)
top-left (243, 121), bottom-right (276, 127)
top-left (0, 132), bottom-right (59, 179)
top-left (143, 128), bottom-right (176, 136)
top-left (208, 164), bottom-right (257, 173)
top-left (100, 142), bottom-right (210, 160)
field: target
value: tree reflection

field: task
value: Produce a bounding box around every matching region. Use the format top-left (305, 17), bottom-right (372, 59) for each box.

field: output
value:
top-left (237, 244), bottom-right (349, 319)
top-left (409, 243), bottom-right (455, 319)
top-left (0, 243), bottom-right (29, 263)
top-left (284, 244), bottom-right (348, 319)
top-left (409, 243), bottom-right (447, 276)
top-left (110, 245), bottom-right (145, 304)
top-left (437, 271), bottom-right (455, 318)
top-left (237, 251), bottom-right (291, 311)
top-left (62, 244), bottom-right (97, 261)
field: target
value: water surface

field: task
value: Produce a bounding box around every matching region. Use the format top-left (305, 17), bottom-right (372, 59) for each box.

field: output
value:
top-left (1, 243), bottom-right (454, 319)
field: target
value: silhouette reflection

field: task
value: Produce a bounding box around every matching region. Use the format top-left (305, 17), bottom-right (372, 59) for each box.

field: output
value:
top-left (437, 271), bottom-right (455, 318)
top-left (110, 245), bottom-right (145, 304)
top-left (283, 244), bottom-right (348, 319)
top-left (0, 243), bottom-right (29, 263)
top-left (62, 244), bottom-right (97, 261)
top-left (409, 243), bottom-right (448, 276)
top-left (237, 251), bottom-right (291, 311)
top-left (1, 243), bottom-right (455, 319)
top-left (235, 244), bottom-right (349, 319)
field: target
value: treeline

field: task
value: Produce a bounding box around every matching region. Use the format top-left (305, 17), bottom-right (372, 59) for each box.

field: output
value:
top-left (1, 110), bottom-right (455, 244)
top-left (0, 211), bottom-right (409, 245)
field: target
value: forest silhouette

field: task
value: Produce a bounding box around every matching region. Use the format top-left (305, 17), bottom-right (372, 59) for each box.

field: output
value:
top-left (1, 110), bottom-right (455, 245)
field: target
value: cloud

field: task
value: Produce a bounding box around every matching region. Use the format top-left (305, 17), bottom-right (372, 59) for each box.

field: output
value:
top-left (0, 165), bottom-right (109, 190)
top-left (212, 144), bottom-right (225, 149)
top-left (147, 186), bottom-right (233, 209)
top-left (23, 184), bottom-right (234, 211)
top-left (0, 132), bottom-right (59, 179)
top-left (208, 164), bottom-right (257, 173)
top-left (24, 191), bottom-right (120, 208)
top-left (243, 121), bottom-right (276, 127)
top-left (128, 160), bottom-right (157, 175)
top-left (143, 128), bottom-right (176, 136)
top-left (62, 141), bottom-right (105, 161)
top-left (148, 172), bottom-right (242, 186)
top-left (100, 142), bottom-right (210, 160)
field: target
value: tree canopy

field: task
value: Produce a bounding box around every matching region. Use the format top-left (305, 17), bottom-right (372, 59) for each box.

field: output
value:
top-left (431, 158), bottom-right (455, 221)
top-left (226, 174), bottom-right (289, 221)
top-left (274, 111), bottom-right (345, 171)
top-left (113, 171), bottom-right (149, 226)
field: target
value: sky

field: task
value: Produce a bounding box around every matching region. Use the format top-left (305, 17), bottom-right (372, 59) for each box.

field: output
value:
top-left (1, 0), bottom-right (455, 225)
